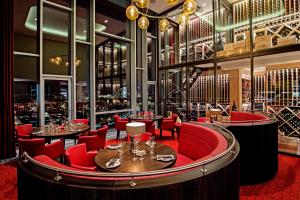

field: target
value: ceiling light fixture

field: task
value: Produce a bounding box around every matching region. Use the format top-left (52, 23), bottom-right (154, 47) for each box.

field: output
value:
top-left (49, 55), bottom-right (81, 67)
top-left (126, 0), bottom-right (198, 31)
top-left (104, 20), bottom-right (108, 23)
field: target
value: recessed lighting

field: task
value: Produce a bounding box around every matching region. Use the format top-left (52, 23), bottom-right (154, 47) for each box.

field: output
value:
top-left (104, 20), bottom-right (108, 23)
top-left (34, 18), bottom-right (38, 21)
top-left (83, 30), bottom-right (87, 33)
top-left (202, 3), bottom-right (206, 6)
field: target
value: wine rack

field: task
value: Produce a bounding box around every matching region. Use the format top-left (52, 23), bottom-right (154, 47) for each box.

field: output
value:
top-left (267, 106), bottom-right (300, 137)
top-left (242, 77), bottom-right (251, 103)
top-left (254, 75), bottom-right (267, 102)
top-left (267, 67), bottom-right (300, 106)
top-left (189, 74), bottom-right (230, 104)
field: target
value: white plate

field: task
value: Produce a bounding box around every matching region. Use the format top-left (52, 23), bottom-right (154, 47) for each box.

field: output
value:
top-left (105, 158), bottom-right (120, 168)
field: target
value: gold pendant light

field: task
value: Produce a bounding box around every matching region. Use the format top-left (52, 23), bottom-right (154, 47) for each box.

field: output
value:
top-left (165, 0), bottom-right (179, 5)
top-left (183, 0), bottom-right (197, 15)
top-left (135, 0), bottom-right (150, 8)
top-left (159, 18), bottom-right (170, 32)
top-left (178, 12), bottom-right (190, 25)
top-left (138, 16), bottom-right (149, 29)
top-left (126, 4), bottom-right (139, 20)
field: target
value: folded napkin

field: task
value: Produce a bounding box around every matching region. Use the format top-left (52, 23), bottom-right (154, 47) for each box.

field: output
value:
top-left (107, 144), bottom-right (123, 150)
top-left (156, 155), bottom-right (175, 162)
top-left (105, 158), bottom-right (120, 168)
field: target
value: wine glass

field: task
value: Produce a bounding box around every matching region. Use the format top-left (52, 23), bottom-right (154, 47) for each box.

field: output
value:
top-left (149, 136), bottom-right (156, 159)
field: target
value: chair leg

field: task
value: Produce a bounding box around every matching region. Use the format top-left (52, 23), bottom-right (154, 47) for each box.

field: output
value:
top-left (172, 129), bottom-right (175, 138)
top-left (117, 130), bottom-right (120, 140)
top-left (160, 129), bottom-right (163, 140)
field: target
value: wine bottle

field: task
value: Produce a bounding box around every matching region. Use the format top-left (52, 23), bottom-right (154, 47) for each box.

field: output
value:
top-left (232, 101), bottom-right (237, 111)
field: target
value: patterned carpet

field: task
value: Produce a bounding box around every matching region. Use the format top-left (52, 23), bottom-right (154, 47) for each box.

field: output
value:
top-left (1, 130), bottom-right (300, 200)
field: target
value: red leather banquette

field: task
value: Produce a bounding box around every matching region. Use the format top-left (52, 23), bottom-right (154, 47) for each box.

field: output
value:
top-left (230, 111), bottom-right (267, 122)
top-left (175, 123), bottom-right (228, 167)
top-left (33, 123), bottom-right (228, 173)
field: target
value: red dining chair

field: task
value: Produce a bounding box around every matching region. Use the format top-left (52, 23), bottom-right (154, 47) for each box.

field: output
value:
top-left (18, 138), bottom-right (64, 160)
top-left (65, 143), bottom-right (97, 171)
top-left (77, 126), bottom-right (108, 151)
top-left (113, 115), bottom-right (129, 140)
top-left (15, 124), bottom-right (33, 138)
top-left (135, 119), bottom-right (155, 135)
top-left (160, 113), bottom-right (178, 139)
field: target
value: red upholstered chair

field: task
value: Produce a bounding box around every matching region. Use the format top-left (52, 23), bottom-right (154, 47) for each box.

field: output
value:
top-left (78, 125), bottom-right (108, 151)
top-left (18, 138), bottom-right (64, 160)
top-left (113, 115), bottom-right (129, 140)
top-left (73, 118), bottom-right (89, 125)
top-left (65, 143), bottom-right (97, 171)
top-left (135, 119), bottom-right (155, 135)
top-left (160, 113), bottom-right (178, 139)
top-left (15, 124), bottom-right (33, 138)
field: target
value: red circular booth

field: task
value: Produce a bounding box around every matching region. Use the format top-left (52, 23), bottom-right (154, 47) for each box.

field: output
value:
top-left (221, 111), bottom-right (278, 185)
top-left (18, 123), bottom-right (240, 200)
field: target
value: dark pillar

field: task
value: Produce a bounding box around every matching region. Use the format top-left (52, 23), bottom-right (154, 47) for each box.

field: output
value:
top-left (0, 0), bottom-right (16, 159)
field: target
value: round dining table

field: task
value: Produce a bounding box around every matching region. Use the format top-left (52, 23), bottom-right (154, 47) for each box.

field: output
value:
top-left (94, 142), bottom-right (177, 173)
top-left (31, 124), bottom-right (90, 143)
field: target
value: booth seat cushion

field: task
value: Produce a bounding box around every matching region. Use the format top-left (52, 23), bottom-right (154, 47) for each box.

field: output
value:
top-left (230, 111), bottom-right (267, 122)
top-left (178, 123), bottom-right (228, 161)
top-left (34, 155), bottom-right (78, 171)
top-left (174, 153), bottom-right (193, 167)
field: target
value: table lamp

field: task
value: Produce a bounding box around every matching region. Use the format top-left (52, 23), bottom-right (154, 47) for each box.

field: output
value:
top-left (209, 109), bottom-right (222, 122)
top-left (126, 122), bottom-right (145, 153)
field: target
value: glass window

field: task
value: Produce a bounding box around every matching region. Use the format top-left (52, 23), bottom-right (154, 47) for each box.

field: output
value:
top-left (44, 80), bottom-right (69, 125)
top-left (76, 44), bottom-right (90, 119)
top-left (43, 5), bottom-right (70, 75)
top-left (14, 0), bottom-right (38, 53)
top-left (76, 0), bottom-right (90, 42)
top-left (14, 55), bottom-right (39, 126)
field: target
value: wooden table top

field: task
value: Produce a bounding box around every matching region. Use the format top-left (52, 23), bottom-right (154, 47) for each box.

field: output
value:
top-left (31, 124), bottom-right (89, 139)
top-left (94, 142), bottom-right (177, 173)
top-left (128, 115), bottom-right (163, 121)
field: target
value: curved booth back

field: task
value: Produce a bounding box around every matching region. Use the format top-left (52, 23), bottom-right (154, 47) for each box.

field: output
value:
top-left (18, 123), bottom-right (240, 200)
top-left (230, 111), bottom-right (267, 122)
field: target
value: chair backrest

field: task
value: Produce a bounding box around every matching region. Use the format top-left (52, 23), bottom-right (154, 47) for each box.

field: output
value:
top-left (135, 120), bottom-right (155, 134)
top-left (18, 138), bottom-right (45, 157)
top-left (73, 119), bottom-right (89, 125)
top-left (15, 124), bottom-right (33, 137)
top-left (78, 135), bottom-right (103, 151)
top-left (97, 125), bottom-right (108, 148)
top-left (113, 115), bottom-right (120, 123)
top-left (171, 113), bottom-right (178, 121)
top-left (65, 144), bottom-right (91, 167)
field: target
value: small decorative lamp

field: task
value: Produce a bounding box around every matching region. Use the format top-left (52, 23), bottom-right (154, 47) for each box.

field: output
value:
top-left (126, 122), bottom-right (145, 153)
top-left (209, 109), bottom-right (222, 123)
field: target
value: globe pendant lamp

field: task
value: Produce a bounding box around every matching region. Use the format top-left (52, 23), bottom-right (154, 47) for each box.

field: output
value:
top-left (183, 0), bottom-right (197, 15)
top-left (165, 0), bottom-right (179, 5)
top-left (135, 0), bottom-right (150, 8)
top-left (159, 18), bottom-right (169, 32)
top-left (178, 12), bottom-right (189, 25)
top-left (126, 4), bottom-right (139, 21)
top-left (138, 16), bottom-right (149, 30)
